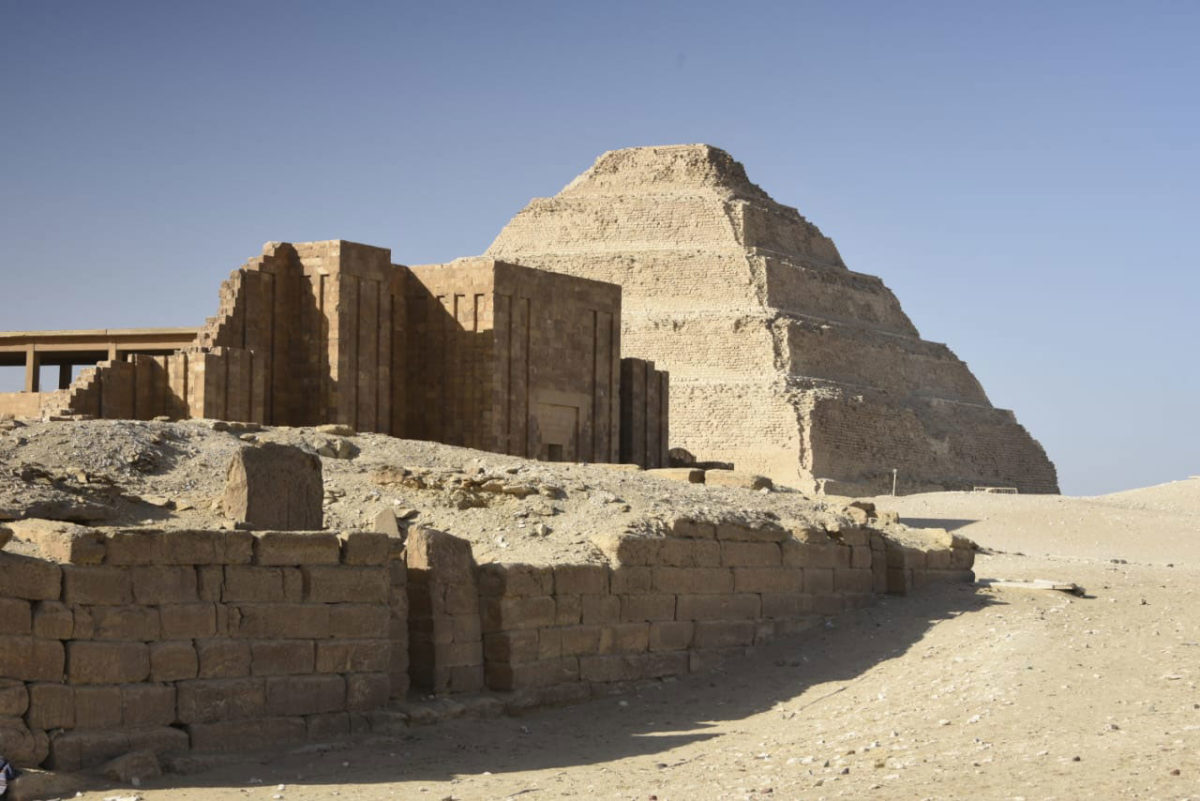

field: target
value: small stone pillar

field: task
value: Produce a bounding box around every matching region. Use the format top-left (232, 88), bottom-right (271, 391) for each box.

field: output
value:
top-left (405, 528), bottom-right (483, 694)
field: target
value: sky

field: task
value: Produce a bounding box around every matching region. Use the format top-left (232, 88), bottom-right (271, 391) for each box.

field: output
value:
top-left (1, 1), bottom-right (1196, 495)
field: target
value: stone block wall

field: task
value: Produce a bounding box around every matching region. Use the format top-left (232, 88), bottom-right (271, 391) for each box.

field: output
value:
top-left (470, 520), bottom-right (973, 695)
top-left (619, 358), bottom-right (669, 469)
top-left (0, 528), bottom-right (397, 771)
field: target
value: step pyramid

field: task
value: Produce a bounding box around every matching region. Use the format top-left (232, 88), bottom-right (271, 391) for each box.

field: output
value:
top-left (486, 144), bottom-right (1058, 494)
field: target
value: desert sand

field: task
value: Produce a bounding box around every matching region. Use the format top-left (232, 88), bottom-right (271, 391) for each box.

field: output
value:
top-left (33, 477), bottom-right (1188, 801)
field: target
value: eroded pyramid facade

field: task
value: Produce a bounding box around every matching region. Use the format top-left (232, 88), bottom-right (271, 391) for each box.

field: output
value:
top-left (487, 145), bottom-right (1058, 494)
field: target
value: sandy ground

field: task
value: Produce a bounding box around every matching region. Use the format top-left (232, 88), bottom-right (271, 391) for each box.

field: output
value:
top-left (30, 478), bottom-right (1188, 801)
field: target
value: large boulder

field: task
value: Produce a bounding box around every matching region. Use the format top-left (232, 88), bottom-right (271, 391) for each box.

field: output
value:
top-left (221, 443), bottom-right (323, 530)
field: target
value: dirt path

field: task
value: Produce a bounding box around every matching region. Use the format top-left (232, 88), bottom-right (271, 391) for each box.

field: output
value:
top-left (92, 486), bottom-right (1199, 801)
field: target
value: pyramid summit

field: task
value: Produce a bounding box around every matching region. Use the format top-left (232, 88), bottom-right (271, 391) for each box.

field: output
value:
top-left (488, 144), bottom-right (1058, 494)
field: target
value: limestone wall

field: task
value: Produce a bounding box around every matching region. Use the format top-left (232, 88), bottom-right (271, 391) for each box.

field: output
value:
top-left (0, 528), bottom-right (403, 770)
top-left (474, 519), bottom-right (973, 695)
top-left (0, 516), bottom-right (971, 771)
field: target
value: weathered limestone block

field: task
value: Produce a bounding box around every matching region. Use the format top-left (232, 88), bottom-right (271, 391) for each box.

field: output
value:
top-left (67, 641), bottom-right (148, 685)
top-left (652, 567), bottom-right (733, 595)
top-left (704, 470), bottom-right (773, 491)
top-left (345, 672), bottom-right (389, 711)
top-left (231, 603), bottom-right (330, 639)
top-left (254, 532), bottom-right (340, 566)
top-left (620, 593), bottom-right (676, 622)
top-left (186, 717), bottom-right (307, 753)
top-left (73, 685), bottom-right (122, 729)
top-left (0, 717), bottom-right (50, 767)
top-left (79, 604), bottom-right (160, 640)
top-left (339, 531), bottom-right (390, 566)
top-left (302, 566), bottom-right (389, 603)
top-left (0, 597), bottom-right (31, 635)
top-left (265, 675), bottom-right (345, 716)
top-left (553, 564), bottom-right (609, 596)
top-left (676, 594), bottom-right (761, 621)
top-left (0, 636), bottom-right (64, 682)
top-left (32, 601), bottom-right (73, 639)
top-left (0, 553), bottom-right (62, 600)
top-left (130, 565), bottom-right (198, 604)
top-left (4, 520), bottom-right (105, 564)
top-left (195, 639), bottom-right (251, 678)
top-left (732, 567), bottom-right (804, 593)
top-left (648, 621), bottom-right (694, 651)
top-left (670, 518), bottom-right (717, 539)
top-left (62, 566), bottom-right (131, 606)
top-left (314, 640), bottom-right (389, 673)
top-left (598, 622), bottom-right (649, 654)
top-left (0, 680), bottom-right (28, 717)
top-left (26, 683), bottom-right (73, 729)
top-left (150, 640), bottom-right (199, 681)
top-left (719, 541), bottom-right (782, 567)
top-left (250, 640), bottom-right (316, 676)
top-left (103, 530), bottom-right (165, 565)
top-left (176, 677), bottom-right (265, 723)
top-left (480, 596), bottom-right (556, 633)
top-left (222, 444), bottom-right (323, 530)
top-left (329, 604), bottom-right (389, 638)
top-left (588, 533), bottom-right (662, 566)
top-left (160, 603), bottom-right (218, 639)
top-left (580, 594), bottom-right (620, 624)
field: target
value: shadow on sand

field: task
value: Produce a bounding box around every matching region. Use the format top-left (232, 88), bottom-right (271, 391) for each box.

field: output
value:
top-left (125, 580), bottom-right (1001, 793)
top-left (899, 516), bottom-right (978, 532)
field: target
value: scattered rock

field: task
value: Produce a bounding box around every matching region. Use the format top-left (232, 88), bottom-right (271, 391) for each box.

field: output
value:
top-left (373, 508), bottom-right (401, 537)
top-left (316, 424), bottom-right (355, 437)
top-left (704, 470), bottom-right (773, 491)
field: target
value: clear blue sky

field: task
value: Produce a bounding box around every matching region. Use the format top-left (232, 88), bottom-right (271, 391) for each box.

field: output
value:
top-left (2, 1), bottom-right (1196, 495)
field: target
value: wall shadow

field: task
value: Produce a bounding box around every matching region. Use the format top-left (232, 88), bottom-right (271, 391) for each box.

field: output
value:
top-left (899, 516), bottom-right (977, 532)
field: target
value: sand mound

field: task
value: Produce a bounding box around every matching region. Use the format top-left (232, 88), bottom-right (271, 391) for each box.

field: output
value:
top-left (1089, 476), bottom-right (1200, 516)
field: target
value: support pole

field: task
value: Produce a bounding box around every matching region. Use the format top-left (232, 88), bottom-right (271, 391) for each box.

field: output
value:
top-left (58, 363), bottom-right (73, 390)
top-left (24, 345), bottom-right (40, 393)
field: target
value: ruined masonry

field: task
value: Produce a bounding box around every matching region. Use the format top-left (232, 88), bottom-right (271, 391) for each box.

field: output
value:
top-left (0, 517), bottom-right (973, 771)
top-left (7, 243), bottom-right (669, 469)
top-left (487, 144), bottom-right (1059, 494)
